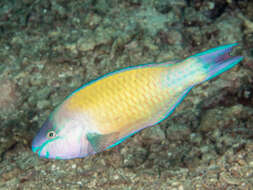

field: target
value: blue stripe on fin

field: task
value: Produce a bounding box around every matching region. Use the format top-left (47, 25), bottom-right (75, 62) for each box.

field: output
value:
top-left (191, 43), bottom-right (243, 84)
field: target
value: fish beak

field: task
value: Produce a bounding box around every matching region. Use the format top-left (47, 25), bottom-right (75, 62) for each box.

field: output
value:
top-left (32, 144), bottom-right (40, 154)
top-left (31, 118), bottom-right (53, 155)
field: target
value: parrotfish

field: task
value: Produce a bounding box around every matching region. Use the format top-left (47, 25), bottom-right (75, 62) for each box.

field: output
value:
top-left (32, 44), bottom-right (243, 159)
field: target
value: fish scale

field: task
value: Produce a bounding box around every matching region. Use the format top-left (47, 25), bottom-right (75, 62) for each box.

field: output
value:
top-left (99, 69), bottom-right (161, 129)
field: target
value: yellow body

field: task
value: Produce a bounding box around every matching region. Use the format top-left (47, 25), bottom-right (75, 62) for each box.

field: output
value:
top-left (64, 59), bottom-right (206, 138)
top-left (69, 66), bottom-right (169, 134)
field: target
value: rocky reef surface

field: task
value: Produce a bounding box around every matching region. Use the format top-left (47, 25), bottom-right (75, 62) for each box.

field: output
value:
top-left (0, 0), bottom-right (252, 189)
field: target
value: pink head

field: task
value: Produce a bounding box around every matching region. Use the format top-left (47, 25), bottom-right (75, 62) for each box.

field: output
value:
top-left (32, 106), bottom-right (95, 159)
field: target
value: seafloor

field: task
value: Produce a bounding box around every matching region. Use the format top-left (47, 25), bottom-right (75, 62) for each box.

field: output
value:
top-left (0, 0), bottom-right (252, 189)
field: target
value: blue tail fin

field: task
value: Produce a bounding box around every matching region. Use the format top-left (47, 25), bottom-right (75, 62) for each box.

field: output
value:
top-left (192, 43), bottom-right (243, 83)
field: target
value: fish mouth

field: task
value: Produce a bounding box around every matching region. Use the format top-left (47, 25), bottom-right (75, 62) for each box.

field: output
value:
top-left (32, 144), bottom-right (50, 158)
top-left (32, 145), bottom-right (40, 154)
top-left (31, 136), bottom-right (44, 155)
top-left (31, 135), bottom-right (41, 154)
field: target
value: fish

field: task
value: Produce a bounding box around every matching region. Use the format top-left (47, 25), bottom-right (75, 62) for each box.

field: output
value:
top-left (32, 43), bottom-right (243, 159)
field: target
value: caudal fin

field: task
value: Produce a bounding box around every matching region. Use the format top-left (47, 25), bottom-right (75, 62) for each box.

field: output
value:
top-left (192, 43), bottom-right (243, 83)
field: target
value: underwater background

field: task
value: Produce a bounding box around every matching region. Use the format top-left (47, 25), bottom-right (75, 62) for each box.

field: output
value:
top-left (0, 0), bottom-right (252, 189)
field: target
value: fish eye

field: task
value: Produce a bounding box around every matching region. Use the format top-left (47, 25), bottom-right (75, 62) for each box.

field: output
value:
top-left (47, 131), bottom-right (57, 139)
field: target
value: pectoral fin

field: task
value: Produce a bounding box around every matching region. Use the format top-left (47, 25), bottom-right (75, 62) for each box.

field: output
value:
top-left (86, 132), bottom-right (119, 153)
